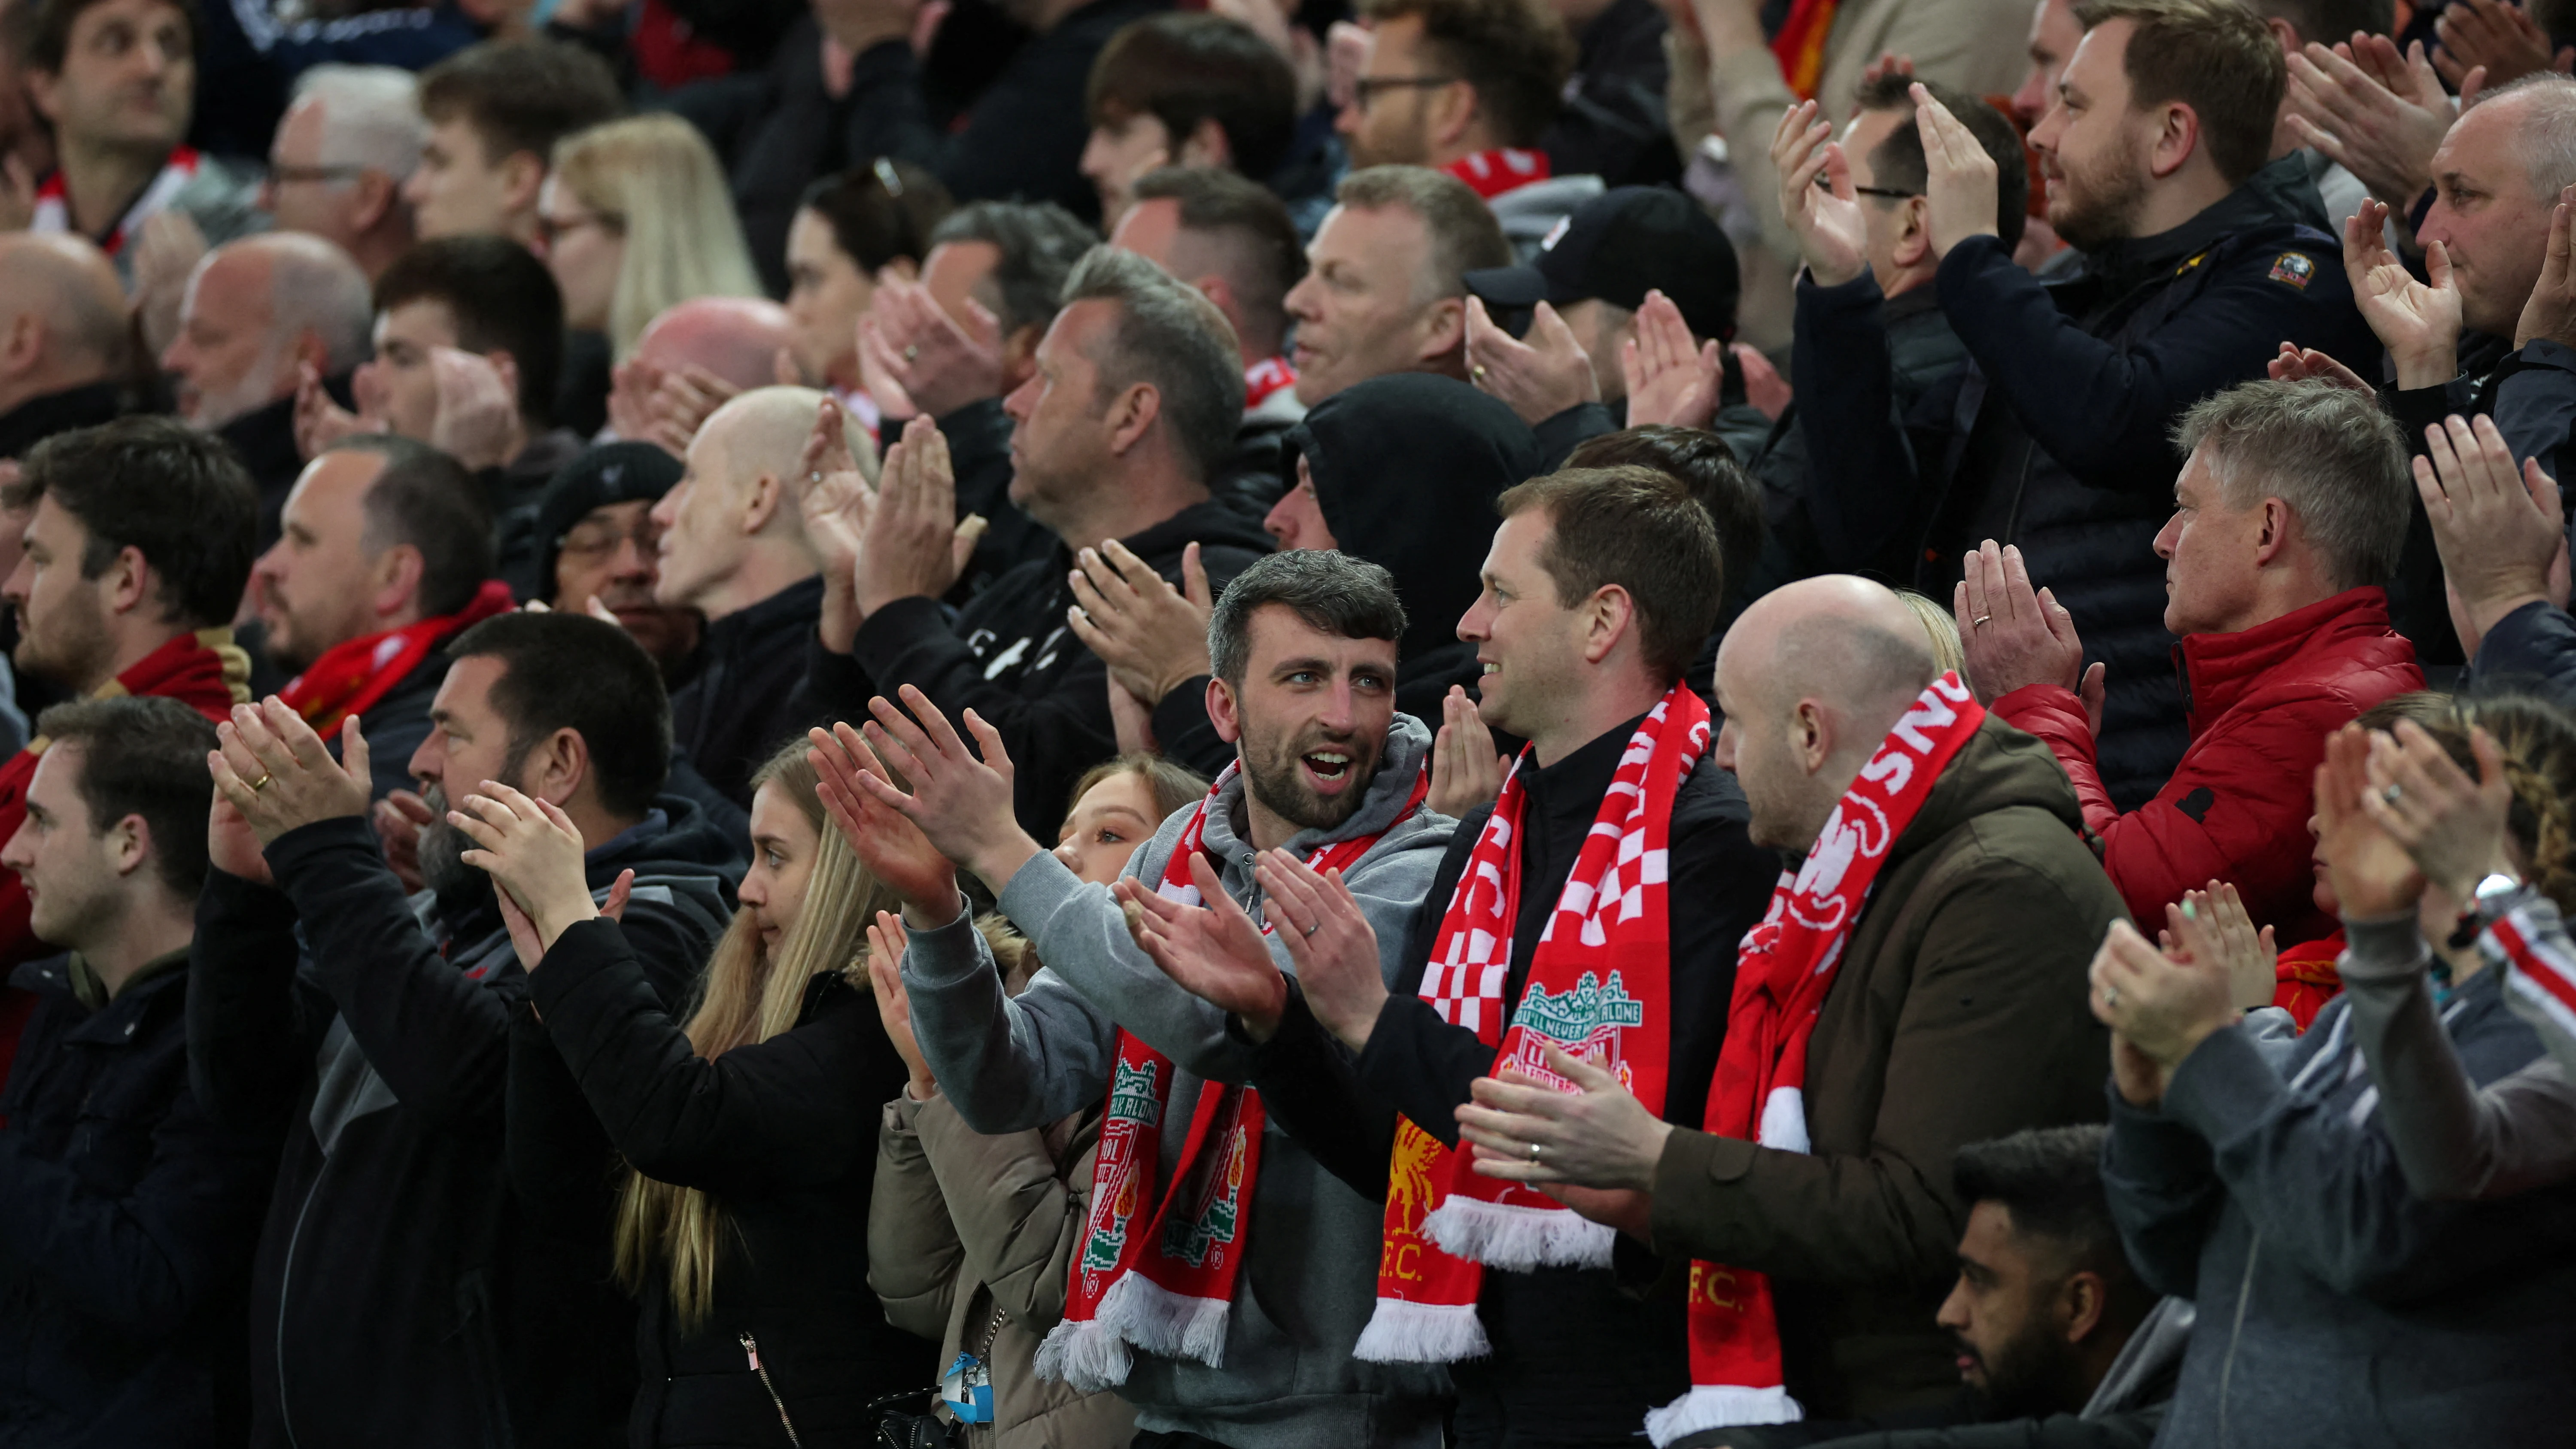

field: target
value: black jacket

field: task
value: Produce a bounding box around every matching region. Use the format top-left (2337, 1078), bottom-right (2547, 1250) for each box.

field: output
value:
top-left (2469, 598), bottom-right (2576, 706)
top-left (218, 391), bottom-right (308, 556)
top-left (800, 498), bottom-right (1272, 837)
top-left (0, 379), bottom-right (127, 461)
top-left (187, 802), bottom-right (739, 1449)
top-left (1544, 0), bottom-right (1681, 188)
top-left (0, 954), bottom-right (282, 1448)
top-left (1245, 723), bottom-right (1775, 1447)
top-left (509, 919), bottom-right (927, 1446)
top-left (1807, 153), bottom-right (2378, 809)
top-left (669, 575), bottom-right (828, 811)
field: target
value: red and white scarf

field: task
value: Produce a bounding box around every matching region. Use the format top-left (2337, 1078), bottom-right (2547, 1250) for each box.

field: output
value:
top-left (1356, 684), bottom-right (1707, 1363)
top-left (1442, 147), bottom-right (1552, 202)
top-left (1243, 356), bottom-right (1298, 413)
top-left (32, 146), bottom-right (201, 257)
top-left (1647, 673), bottom-right (1984, 1442)
top-left (278, 580), bottom-right (516, 735)
top-left (1039, 761), bottom-right (1428, 1390)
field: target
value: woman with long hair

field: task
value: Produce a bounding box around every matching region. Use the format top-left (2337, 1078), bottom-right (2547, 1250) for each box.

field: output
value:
top-left (784, 161), bottom-right (953, 412)
top-left (543, 113), bottom-right (766, 358)
top-left (483, 739), bottom-right (927, 1445)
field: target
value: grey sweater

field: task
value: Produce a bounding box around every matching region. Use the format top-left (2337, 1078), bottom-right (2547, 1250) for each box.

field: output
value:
top-left (902, 716), bottom-right (1455, 1449)
top-left (2103, 968), bottom-right (2576, 1447)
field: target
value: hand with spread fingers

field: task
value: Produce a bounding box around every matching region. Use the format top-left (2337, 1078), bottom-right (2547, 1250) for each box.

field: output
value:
top-left (1464, 297), bottom-right (1599, 427)
top-left (2285, 39), bottom-right (2453, 209)
top-left (2266, 342), bottom-right (2375, 395)
top-left (427, 347), bottom-right (522, 472)
top-left (2433, 0), bottom-right (2571, 94)
top-left (854, 416), bottom-right (965, 619)
top-left (1248, 848), bottom-right (1386, 1048)
top-left (2362, 718), bottom-right (2517, 905)
top-left (1458, 1045), bottom-right (1673, 1198)
top-left (865, 911), bottom-right (938, 1098)
top-left (1116, 851), bottom-right (1290, 1040)
top-left (2416, 412), bottom-right (2564, 654)
top-left (807, 721), bottom-right (966, 924)
top-left (1773, 98), bottom-right (1869, 288)
top-left (2315, 721), bottom-right (2425, 919)
top-left (798, 397), bottom-right (878, 652)
top-left (1428, 686), bottom-right (1506, 817)
top-left (1953, 540), bottom-right (2102, 729)
top-left (2160, 883), bottom-right (2276, 1012)
top-left (869, 279), bottom-right (1007, 420)
top-left (2346, 198), bottom-right (2464, 388)
top-left (208, 699), bottom-right (374, 845)
top-left (1067, 539), bottom-right (1214, 707)
top-left (644, 364), bottom-right (742, 456)
top-left (849, 686), bottom-right (1041, 893)
top-left (1619, 289), bottom-right (1721, 430)
top-left (1911, 83), bottom-right (1999, 261)
top-left (445, 779), bottom-right (602, 953)
top-left (489, 860), bottom-right (633, 972)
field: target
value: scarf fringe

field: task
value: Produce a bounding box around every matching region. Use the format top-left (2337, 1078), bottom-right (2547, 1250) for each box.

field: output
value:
top-left (1422, 1196), bottom-right (1616, 1270)
top-left (1352, 1296), bottom-right (1492, 1363)
top-left (1094, 1271), bottom-right (1232, 1368)
top-left (1644, 1384), bottom-right (1804, 1445)
top-left (1032, 1316), bottom-right (1133, 1393)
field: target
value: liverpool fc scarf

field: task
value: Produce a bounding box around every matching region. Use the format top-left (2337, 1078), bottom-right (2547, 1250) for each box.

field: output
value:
top-left (1646, 673), bottom-right (1984, 1442)
top-left (1356, 683), bottom-right (1708, 1364)
top-left (1442, 148), bottom-right (1552, 201)
top-left (1039, 762), bottom-right (1428, 1391)
top-left (278, 580), bottom-right (515, 733)
top-left (32, 147), bottom-right (202, 257)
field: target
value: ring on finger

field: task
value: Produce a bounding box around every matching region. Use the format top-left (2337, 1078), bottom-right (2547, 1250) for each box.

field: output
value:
top-left (2382, 784), bottom-right (2403, 805)
top-left (1302, 921), bottom-right (1319, 937)
top-left (1528, 1141), bottom-right (1543, 1163)
top-left (2103, 984), bottom-right (2120, 1008)
top-left (248, 772), bottom-right (274, 793)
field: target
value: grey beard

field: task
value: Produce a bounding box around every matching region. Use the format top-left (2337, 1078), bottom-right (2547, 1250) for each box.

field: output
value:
top-left (416, 785), bottom-right (484, 897)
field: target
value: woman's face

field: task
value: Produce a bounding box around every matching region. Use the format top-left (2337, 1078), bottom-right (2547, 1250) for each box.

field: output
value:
top-left (784, 207), bottom-right (878, 390)
top-left (738, 781), bottom-right (823, 958)
top-left (1053, 771), bottom-right (1167, 886)
top-left (538, 175), bottom-right (626, 334)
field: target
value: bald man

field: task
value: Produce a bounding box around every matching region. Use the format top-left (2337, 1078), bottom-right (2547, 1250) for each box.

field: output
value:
top-left (650, 385), bottom-right (870, 805)
top-left (1457, 572), bottom-right (2128, 1425)
top-left (601, 296), bottom-right (802, 455)
top-left (162, 234), bottom-right (374, 545)
top-left (0, 233), bottom-right (132, 458)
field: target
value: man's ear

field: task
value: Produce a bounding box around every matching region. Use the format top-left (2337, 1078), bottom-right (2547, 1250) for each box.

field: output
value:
top-left (1176, 116), bottom-right (1235, 170)
top-left (519, 725), bottom-right (591, 808)
top-left (1579, 584), bottom-right (1636, 666)
top-left (2148, 102), bottom-right (2204, 180)
top-left (1426, 79), bottom-right (1479, 156)
top-left (350, 170), bottom-right (399, 232)
top-left (1103, 382), bottom-right (1163, 457)
top-left (1894, 195), bottom-right (1935, 269)
top-left (499, 152), bottom-right (548, 220)
top-left (1207, 674), bottom-right (1245, 745)
top-left (0, 312), bottom-right (43, 379)
top-left (1419, 296), bottom-right (1468, 365)
top-left (741, 471), bottom-right (783, 536)
top-left (373, 542), bottom-right (428, 620)
top-left (1792, 696), bottom-right (1832, 772)
top-left (22, 67), bottom-right (60, 126)
top-left (102, 543), bottom-right (155, 621)
top-left (2254, 496), bottom-right (2290, 568)
top-left (107, 811), bottom-right (151, 879)
top-left (2059, 1268), bottom-right (2109, 1343)
top-left (1000, 324), bottom-right (1044, 390)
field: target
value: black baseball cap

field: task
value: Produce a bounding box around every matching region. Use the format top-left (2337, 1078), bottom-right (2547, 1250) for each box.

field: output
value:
top-left (1463, 186), bottom-right (1741, 344)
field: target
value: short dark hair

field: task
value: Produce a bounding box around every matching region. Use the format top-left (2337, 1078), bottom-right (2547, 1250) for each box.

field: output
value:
top-left (327, 434), bottom-right (495, 618)
top-left (1852, 75), bottom-right (2030, 251)
top-left (27, 0), bottom-right (196, 73)
top-left (798, 160), bottom-right (955, 273)
top-left (374, 236), bottom-right (567, 426)
top-left (1496, 465), bottom-right (1724, 684)
top-left (927, 201), bottom-right (1100, 342)
top-left (416, 38), bottom-right (623, 171)
top-left (1208, 550), bottom-right (1406, 687)
top-left (1564, 426), bottom-right (1762, 618)
top-left (33, 696), bottom-right (220, 901)
top-left (1061, 245), bottom-right (1246, 482)
top-left (2073, 0), bottom-right (2284, 187)
top-left (445, 612), bottom-right (671, 818)
top-left (1952, 1126), bottom-right (2131, 1283)
top-left (2239, 0), bottom-right (2393, 47)
top-left (1358, 0), bottom-right (1574, 147)
top-left (1132, 165), bottom-right (1307, 356)
top-left (4, 416), bottom-right (256, 629)
top-left (1087, 13), bottom-right (1299, 181)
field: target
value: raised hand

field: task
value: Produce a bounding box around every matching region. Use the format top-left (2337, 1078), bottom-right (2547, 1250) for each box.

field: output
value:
top-left (1772, 99), bottom-right (1870, 287)
top-left (2286, 39), bottom-right (2453, 210)
top-left (374, 788), bottom-right (435, 894)
top-left (207, 788), bottom-right (274, 887)
top-left (131, 210), bottom-right (208, 357)
top-left (866, 911), bottom-right (938, 1097)
top-left (2433, 0), bottom-right (2570, 93)
top-left (1116, 852), bottom-right (1289, 1039)
top-left (1464, 297), bottom-right (1599, 427)
top-left (641, 364), bottom-right (742, 457)
top-left (1733, 343), bottom-right (1791, 421)
top-left (294, 361), bottom-right (373, 462)
top-left (2266, 341), bottom-right (2375, 395)
top-left (1618, 289), bottom-right (1721, 430)
top-left (447, 779), bottom-right (600, 953)
top-left (428, 347), bottom-right (522, 471)
top-left (1954, 541), bottom-right (2101, 726)
top-left (869, 278), bottom-right (1007, 420)
top-left (851, 686), bottom-right (1041, 892)
top-left (2163, 883), bottom-right (2276, 1012)
top-left (798, 397), bottom-right (878, 653)
top-left (1251, 849), bottom-right (1387, 1050)
top-left (2362, 718), bottom-right (2516, 904)
top-left (1428, 686), bottom-right (1505, 817)
top-left (854, 416), bottom-right (964, 619)
top-left (1912, 83), bottom-right (1999, 261)
top-left (2316, 721), bottom-right (2426, 920)
top-left (2517, 186), bottom-right (2576, 350)
top-left (807, 720), bottom-right (965, 923)
top-left (1065, 539), bottom-right (1213, 708)
top-left (2090, 917), bottom-right (2233, 1079)
top-left (209, 700), bottom-right (373, 844)
top-left (2416, 412), bottom-right (2563, 654)
top-left (2345, 199), bottom-right (2463, 388)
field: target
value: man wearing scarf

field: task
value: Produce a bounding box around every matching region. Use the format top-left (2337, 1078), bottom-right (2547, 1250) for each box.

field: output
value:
top-left (0, 418), bottom-right (255, 1094)
top-left (1451, 574), bottom-right (2124, 1437)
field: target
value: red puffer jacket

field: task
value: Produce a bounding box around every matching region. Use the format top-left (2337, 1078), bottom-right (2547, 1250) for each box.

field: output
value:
top-left (1996, 586), bottom-right (2423, 947)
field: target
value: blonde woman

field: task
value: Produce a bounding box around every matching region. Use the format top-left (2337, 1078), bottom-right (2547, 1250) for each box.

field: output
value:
top-left (542, 113), bottom-right (765, 358)
top-left (484, 739), bottom-right (929, 1446)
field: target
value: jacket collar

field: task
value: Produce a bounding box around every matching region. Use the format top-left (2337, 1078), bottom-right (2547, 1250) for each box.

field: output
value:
top-left (703, 573), bottom-right (825, 652)
top-left (2175, 586), bottom-right (2396, 729)
top-left (1200, 712), bottom-right (1436, 863)
top-left (2079, 152), bottom-right (2322, 292)
top-left (6, 947), bottom-right (189, 1042)
top-left (0, 378), bottom-right (126, 460)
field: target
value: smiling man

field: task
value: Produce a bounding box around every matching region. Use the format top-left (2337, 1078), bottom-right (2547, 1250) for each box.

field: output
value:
top-left (1282, 165), bottom-right (1513, 406)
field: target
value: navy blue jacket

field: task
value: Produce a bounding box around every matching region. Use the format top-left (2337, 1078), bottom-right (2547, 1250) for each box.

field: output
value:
top-left (2469, 598), bottom-right (2576, 706)
top-left (0, 954), bottom-right (283, 1447)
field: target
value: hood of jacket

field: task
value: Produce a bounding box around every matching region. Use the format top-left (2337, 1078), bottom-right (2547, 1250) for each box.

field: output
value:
top-left (1288, 374), bottom-right (1542, 662)
top-left (1189, 710), bottom-right (1438, 872)
top-left (2175, 585), bottom-right (2420, 731)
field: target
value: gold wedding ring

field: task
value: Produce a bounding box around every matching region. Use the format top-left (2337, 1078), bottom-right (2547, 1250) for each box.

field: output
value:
top-left (248, 772), bottom-right (274, 793)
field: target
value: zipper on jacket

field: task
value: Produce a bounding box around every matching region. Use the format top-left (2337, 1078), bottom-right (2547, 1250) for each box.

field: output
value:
top-left (273, 1176), bottom-right (326, 1449)
top-left (2219, 1232), bottom-right (2260, 1445)
top-left (741, 1332), bottom-right (802, 1447)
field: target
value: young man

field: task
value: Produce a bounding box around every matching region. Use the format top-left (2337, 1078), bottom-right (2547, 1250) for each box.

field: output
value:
top-left (405, 38), bottom-right (622, 246)
top-left (186, 611), bottom-right (738, 1449)
top-left (0, 696), bottom-right (283, 1446)
top-left (1079, 13), bottom-right (1297, 230)
top-left (1453, 572), bottom-right (2125, 1428)
top-left (1962, 379), bottom-right (2421, 945)
top-left (1148, 467), bottom-right (1774, 1445)
top-left (822, 547), bottom-right (1455, 1448)
top-left (0, 418), bottom-right (255, 1078)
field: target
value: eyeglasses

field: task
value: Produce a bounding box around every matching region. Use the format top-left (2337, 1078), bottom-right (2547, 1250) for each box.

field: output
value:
top-left (557, 518), bottom-right (659, 562)
top-left (1352, 74), bottom-right (1457, 109)
top-left (535, 211), bottom-right (626, 249)
top-left (1814, 173), bottom-right (1921, 201)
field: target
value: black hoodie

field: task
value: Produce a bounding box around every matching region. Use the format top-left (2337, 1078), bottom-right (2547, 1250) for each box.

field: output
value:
top-left (1150, 375), bottom-right (1541, 779)
top-left (187, 796), bottom-right (742, 1449)
top-left (799, 498), bottom-right (1273, 837)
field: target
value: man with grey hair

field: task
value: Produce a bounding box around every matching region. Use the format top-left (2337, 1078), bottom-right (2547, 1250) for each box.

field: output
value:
top-left (262, 64), bottom-right (425, 282)
top-left (800, 244), bottom-right (1276, 835)
top-left (1960, 377), bottom-right (2424, 942)
top-left (0, 232), bottom-right (130, 458)
top-left (1282, 164), bottom-right (1513, 406)
top-left (159, 232), bottom-right (374, 547)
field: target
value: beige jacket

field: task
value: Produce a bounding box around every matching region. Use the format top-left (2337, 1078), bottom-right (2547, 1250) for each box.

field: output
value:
top-left (870, 1091), bottom-right (1136, 1449)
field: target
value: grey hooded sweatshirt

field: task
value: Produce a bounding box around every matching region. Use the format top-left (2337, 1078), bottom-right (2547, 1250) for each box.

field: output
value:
top-left (902, 714), bottom-right (1456, 1449)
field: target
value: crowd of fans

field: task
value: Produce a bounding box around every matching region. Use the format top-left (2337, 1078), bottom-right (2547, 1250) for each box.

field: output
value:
top-left (3, 0), bottom-right (2576, 1443)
